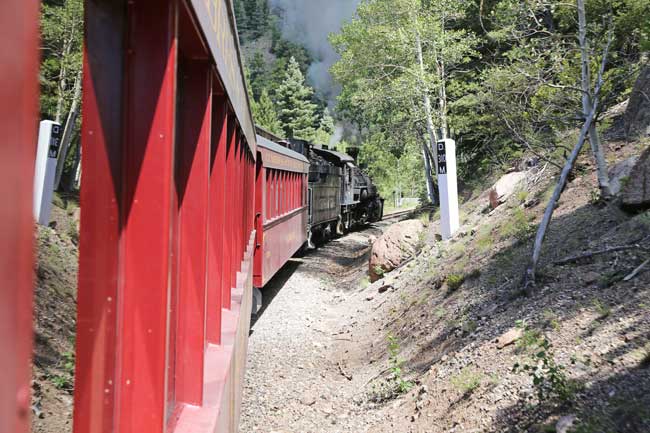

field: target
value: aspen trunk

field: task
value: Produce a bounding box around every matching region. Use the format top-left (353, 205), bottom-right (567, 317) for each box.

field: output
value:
top-left (55, 70), bottom-right (82, 190)
top-left (525, 107), bottom-right (597, 288)
top-left (415, 28), bottom-right (439, 175)
top-left (577, 0), bottom-right (612, 199)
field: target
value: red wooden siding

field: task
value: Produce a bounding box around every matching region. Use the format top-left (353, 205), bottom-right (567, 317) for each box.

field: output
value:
top-left (0, 1), bottom-right (39, 432)
top-left (75, 1), bottom-right (256, 432)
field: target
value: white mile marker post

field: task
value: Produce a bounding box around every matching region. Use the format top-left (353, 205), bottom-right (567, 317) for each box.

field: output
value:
top-left (436, 138), bottom-right (459, 240)
top-left (33, 120), bottom-right (63, 226)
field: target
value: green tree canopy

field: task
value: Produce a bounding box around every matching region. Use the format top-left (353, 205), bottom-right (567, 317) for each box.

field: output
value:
top-left (276, 57), bottom-right (319, 139)
top-left (252, 88), bottom-right (283, 136)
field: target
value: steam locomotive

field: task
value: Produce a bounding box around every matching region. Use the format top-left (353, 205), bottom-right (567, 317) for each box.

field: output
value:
top-left (251, 128), bottom-right (383, 313)
top-left (300, 140), bottom-right (384, 245)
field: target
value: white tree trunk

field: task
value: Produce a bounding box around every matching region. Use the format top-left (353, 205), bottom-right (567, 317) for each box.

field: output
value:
top-left (66, 138), bottom-right (82, 191)
top-left (421, 144), bottom-right (436, 204)
top-left (525, 23), bottom-right (611, 289)
top-left (525, 106), bottom-right (597, 288)
top-left (415, 28), bottom-right (440, 175)
top-left (55, 70), bottom-right (82, 190)
top-left (577, 0), bottom-right (612, 198)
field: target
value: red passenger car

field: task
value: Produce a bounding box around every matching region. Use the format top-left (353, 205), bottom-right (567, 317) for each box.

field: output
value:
top-left (254, 134), bottom-right (310, 293)
top-left (76, 1), bottom-right (256, 432)
top-left (0, 2), bottom-right (40, 432)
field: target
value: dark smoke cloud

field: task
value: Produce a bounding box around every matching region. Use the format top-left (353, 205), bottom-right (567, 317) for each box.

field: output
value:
top-left (269, 0), bottom-right (361, 106)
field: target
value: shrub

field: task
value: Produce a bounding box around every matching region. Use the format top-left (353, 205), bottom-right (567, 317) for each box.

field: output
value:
top-left (513, 339), bottom-right (576, 403)
top-left (451, 367), bottom-right (483, 394)
top-left (446, 274), bottom-right (465, 291)
top-left (499, 207), bottom-right (532, 241)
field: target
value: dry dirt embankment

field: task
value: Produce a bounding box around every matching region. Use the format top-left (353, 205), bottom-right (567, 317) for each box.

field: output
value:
top-left (32, 194), bottom-right (79, 433)
top-left (242, 136), bottom-right (650, 433)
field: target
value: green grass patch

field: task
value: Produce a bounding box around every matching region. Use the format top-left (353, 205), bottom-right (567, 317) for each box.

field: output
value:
top-left (450, 367), bottom-right (483, 394)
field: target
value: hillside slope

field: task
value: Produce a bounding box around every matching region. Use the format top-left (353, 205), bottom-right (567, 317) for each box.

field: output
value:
top-left (333, 135), bottom-right (650, 432)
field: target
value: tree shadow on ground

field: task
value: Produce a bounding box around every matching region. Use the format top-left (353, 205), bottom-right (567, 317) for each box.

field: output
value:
top-left (490, 365), bottom-right (650, 432)
top-left (381, 198), bottom-right (649, 431)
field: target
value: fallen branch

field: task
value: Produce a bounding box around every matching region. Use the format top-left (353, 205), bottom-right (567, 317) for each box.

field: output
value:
top-left (624, 259), bottom-right (650, 282)
top-left (338, 359), bottom-right (353, 381)
top-left (362, 366), bottom-right (392, 389)
top-left (554, 244), bottom-right (648, 265)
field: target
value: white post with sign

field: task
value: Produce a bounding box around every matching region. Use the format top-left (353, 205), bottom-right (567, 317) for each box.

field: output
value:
top-left (33, 120), bottom-right (63, 226)
top-left (436, 138), bottom-right (459, 240)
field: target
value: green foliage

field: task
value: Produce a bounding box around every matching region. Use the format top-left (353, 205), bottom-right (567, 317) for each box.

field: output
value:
top-left (450, 367), bottom-right (483, 394)
top-left (476, 225), bottom-right (494, 253)
top-left (331, 0), bottom-right (479, 199)
top-left (513, 339), bottom-right (576, 403)
top-left (50, 350), bottom-right (75, 392)
top-left (251, 88), bottom-right (283, 135)
top-left (387, 334), bottom-right (414, 394)
top-left (499, 208), bottom-right (533, 242)
top-left (275, 57), bottom-right (319, 139)
top-left (592, 298), bottom-right (612, 319)
top-left (446, 273), bottom-right (465, 291)
top-left (542, 309), bottom-right (560, 331)
top-left (233, 0), bottom-right (270, 42)
top-left (40, 0), bottom-right (83, 121)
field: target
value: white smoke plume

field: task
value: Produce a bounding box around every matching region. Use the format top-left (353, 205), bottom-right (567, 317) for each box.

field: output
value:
top-left (269, 0), bottom-right (361, 106)
top-left (329, 124), bottom-right (344, 148)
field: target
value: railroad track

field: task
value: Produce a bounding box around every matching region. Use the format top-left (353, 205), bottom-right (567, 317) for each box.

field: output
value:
top-left (383, 206), bottom-right (434, 220)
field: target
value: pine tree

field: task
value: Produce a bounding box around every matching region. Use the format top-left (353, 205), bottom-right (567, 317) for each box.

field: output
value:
top-left (233, 0), bottom-right (248, 40)
top-left (275, 57), bottom-right (318, 139)
top-left (253, 88), bottom-right (283, 136)
top-left (248, 51), bottom-right (269, 100)
top-left (312, 108), bottom-right (335, 146)
top-left (319, 108), bottom-right (335, 136)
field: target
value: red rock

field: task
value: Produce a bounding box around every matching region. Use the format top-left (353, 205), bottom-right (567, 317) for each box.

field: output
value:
top-left (369, 220), bottom-right (424, 282)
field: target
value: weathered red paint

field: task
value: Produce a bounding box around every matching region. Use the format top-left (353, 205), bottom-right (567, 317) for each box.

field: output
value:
top-left (253, 140), bottom-right (310, 288)
top-left (207, 95), bottom-right (228, 345)
top-left (0, 2), bottom-right (39, 432)
top-left (76, 1), bottom-right (258, 432)
top-left (175, 56), bottom-right (212, 406)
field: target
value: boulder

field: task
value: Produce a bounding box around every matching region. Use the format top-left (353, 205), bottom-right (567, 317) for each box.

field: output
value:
top-left (489, 171), bottom-right (527, 209)
top-left (621, 147), bottom-right (650, 211)
top-left (369, 219), bottom-right (424, 282)
top-left (496, 328), bottom-right (523, 349)
top-left (609, 156), bottom-right (638, 196)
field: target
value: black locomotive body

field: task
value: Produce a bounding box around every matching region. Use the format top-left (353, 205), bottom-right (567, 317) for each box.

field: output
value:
top-left (282, 137), bottom-right (384, 245)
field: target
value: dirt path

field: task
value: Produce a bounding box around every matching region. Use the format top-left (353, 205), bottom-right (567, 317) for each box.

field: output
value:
top-left (240, 225), bottom-right (387, 433)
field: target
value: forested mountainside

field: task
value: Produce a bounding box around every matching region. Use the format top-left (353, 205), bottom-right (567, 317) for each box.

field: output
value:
top-left (237, 0), bottom-right (650, 203)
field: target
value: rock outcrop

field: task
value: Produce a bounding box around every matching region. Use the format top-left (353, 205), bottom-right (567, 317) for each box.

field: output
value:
top-left (489, 171), bottom-right (527, 209)
top-left (609, 156), bottom-right (638, 196)
top-left (621, 146), bottom-right (650, 211)
top-left (369, 219), bottom-right (423, 282)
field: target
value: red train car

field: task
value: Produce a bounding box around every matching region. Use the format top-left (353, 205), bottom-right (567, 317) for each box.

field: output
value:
top-left (254, 134), bottom-right (310, 291)
top-left (0, 1), bottom-right (40, 432)
top-left (76, 1), bottom-right (256, 432)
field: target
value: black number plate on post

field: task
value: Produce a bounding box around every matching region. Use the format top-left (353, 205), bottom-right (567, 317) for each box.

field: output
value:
top-left (437, 141), bottom-right (447, 175)
top-left (48, 124), bottom-right (62, 159)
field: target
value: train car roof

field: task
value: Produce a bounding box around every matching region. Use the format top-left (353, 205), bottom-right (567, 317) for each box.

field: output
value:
top-left (312, 147), bottom-right (355, 164)
top-left (257, 134), bottom-right (310, 173)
